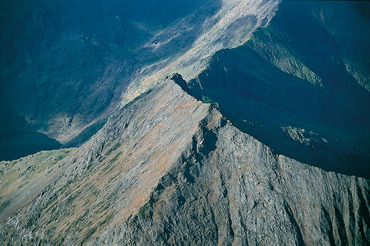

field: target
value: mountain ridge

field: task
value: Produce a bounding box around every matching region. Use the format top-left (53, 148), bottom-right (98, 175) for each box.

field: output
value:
top-left (0, 1), bottom-right (369, 244)
top-left (173, 0), bottom-right (370, 179)
top-left (0, 0), bottom-right (280, 147)
top-left (0, 79), bottom-right (368, 245)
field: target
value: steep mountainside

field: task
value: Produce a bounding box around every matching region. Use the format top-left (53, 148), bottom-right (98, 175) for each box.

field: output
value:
top-left (175, 0), bottom-right (370, 179)
top-left (0, 0), bottom-right (211, 141)
top-left (0, 0), bottom-right (280, 146)
top-left (0, 80), bottom-right (368, 245)
top-left (0, 1), bottom-right (369, 245)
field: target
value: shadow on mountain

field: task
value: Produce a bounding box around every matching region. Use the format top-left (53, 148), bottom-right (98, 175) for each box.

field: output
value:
top-left (0, 0), bottom-right (223, 156)
top-left (174, 1), bottom-right (370, 179)
top-left (0, 0), bottom-right (222, 141)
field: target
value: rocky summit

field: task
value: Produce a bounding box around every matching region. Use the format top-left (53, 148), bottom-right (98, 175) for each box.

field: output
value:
top-left (0, 0), bottom-right (369, 245)
top-left (0, 80), bottom-right (369, 245)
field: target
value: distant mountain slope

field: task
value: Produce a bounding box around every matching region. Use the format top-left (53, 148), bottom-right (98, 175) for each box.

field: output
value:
top-left (175, 0), bottom-right (370, 178)
top-left (0, 0), bottom-right (280, 147)
top-left (0, 0), bottom-right (209, 141)
top-left (313, 1), bottom-right (370, 91)
top-left (0, 80), bottom-right (368, 245)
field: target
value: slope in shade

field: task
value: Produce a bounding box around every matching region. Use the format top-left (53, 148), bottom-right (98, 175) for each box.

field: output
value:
top-left (0, 0), bottom-right (280, 157)
top-left (0, 0), bottom-right (222, 143)
top-left (174, 0), bottom-right (370, 179)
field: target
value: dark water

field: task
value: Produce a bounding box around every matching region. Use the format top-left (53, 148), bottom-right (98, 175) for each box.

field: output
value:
top-left (0, 131), bottom-right (61, 161)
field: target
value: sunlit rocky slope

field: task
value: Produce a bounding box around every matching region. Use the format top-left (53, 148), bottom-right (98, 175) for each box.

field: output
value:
top-left (0, 0), bottom-right (369, 245)
top-left (1, 80), bottom-right (368, 245)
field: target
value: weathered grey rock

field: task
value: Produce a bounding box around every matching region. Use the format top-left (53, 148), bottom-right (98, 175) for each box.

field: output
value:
top-left (0, 80), bottom-right (368, 245)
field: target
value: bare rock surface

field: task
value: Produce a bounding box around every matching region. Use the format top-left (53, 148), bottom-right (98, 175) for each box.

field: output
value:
top-left (0, 80), bottom-right (368, 245)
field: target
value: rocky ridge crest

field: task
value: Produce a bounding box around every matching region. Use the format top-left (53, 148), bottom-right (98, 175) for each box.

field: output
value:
top-left (0, 79), bottom-right (368, 245)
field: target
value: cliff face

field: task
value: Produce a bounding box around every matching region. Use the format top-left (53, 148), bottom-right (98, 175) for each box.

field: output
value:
top-left (1, 80), bottom-right (368, 245)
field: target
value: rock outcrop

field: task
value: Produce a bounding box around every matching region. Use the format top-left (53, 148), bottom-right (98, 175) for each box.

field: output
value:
top-left (1, 80), bottom-right (368, 245)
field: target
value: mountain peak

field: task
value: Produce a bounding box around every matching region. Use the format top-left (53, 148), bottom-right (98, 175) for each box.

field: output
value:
top-left (1, 77), bottom-right (368, 245)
